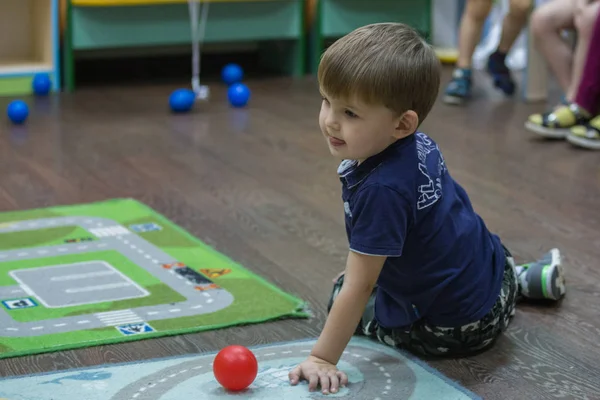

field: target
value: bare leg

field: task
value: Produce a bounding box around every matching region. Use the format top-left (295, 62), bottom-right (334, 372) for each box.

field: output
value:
top-left (486, 0), bottom-right (532, 95)
top-left (525, 1), bottom-right (598, 139)
top-left (444, 0), bottom-right (493, 104)
top-left (567, 1), bottom-right (600, 103)
top-left (568, 12), bottom-right (600, 150)
top-left (530, 0), bottom-right (578, 98)
top-left (497, 0), bottom-right (532, 53)
top-left (456, 0), bottom-right (494, 68)
top-left (574, 5), bottom-right (600, 114)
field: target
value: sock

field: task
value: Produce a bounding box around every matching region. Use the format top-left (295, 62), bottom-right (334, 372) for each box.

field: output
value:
top-left (491, 50), bottom-right (507, 61)
top-left (489, 51), bottom-right (510, 74)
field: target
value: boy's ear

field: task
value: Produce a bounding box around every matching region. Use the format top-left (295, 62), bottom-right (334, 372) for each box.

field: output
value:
top-left (393, 110), bottom-right (419, 139)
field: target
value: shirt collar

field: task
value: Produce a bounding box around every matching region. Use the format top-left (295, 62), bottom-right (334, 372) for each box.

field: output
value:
top-left (337, 134), bottom-right (415, 189)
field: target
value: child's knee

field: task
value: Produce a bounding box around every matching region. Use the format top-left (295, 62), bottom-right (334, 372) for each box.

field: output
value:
top-left (508, 0), bottom-right (532, 19)
top-left (530, 6), bottom-right (553, 37)
top-left (531, 0), bottom-right (577, 37)
top-left (465, 0), bottom-right (494, 21)
top-left (575, 2), bottom-right (600, 38)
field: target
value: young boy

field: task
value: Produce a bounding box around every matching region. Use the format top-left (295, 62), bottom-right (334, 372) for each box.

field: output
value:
top-left (288, 22), bottom-right (566, 395)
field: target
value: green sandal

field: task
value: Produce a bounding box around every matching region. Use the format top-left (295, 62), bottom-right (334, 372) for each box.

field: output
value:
top-left (567, 115), bottom-right (600, 150)
top-left (525, 103), bottom-right (592, 139)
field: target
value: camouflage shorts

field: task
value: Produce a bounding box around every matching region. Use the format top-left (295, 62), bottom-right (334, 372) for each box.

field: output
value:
top-left (328, 249), bottom-right (518, 358)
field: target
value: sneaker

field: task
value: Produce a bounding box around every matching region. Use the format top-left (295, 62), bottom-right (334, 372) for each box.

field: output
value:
top-left (487, 51), bottom-right (515, 96)
top-left (517, 248), bottom-right (566, 301)
top-left (443, 68), bottom-right (472, 105)
top-left (566, 115), bottom-right (600, 150)
top-left (525, 103), bottom-right (592, 139)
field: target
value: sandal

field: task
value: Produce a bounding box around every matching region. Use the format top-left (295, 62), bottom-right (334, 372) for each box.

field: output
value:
top-left (525, 103), bottom-right (592, 139)
top-left (566, 115), bottom-right (600, 150)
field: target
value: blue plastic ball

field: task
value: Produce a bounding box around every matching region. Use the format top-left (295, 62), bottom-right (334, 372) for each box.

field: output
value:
top-left (7, 100), bottom-right (29, 124)
top-left (227, 83), bottom-right (251, 108)
top-left (169, 88), bottom-right (195, 113)
top-left (221, 63), bottom-right (244, 85)
top-left (32, 73), bottom-right (52, 96)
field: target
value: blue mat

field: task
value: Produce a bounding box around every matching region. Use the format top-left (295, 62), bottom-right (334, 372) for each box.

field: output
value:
top-left (0, 337), bottom-right (481, 399)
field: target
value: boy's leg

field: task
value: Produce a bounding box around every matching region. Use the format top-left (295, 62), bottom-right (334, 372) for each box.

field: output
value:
top-left (378, 250), bottom-right (520, 357)
top-left (486, 0), bottom-right (532, 96)
top-left (444, 0), bottom-right (493, 105)
top-left (327, 246), bottom-right (566, 357)
top-left (327, 257), bottom-right (518, 357)
top-left (515, 248), bottom-right (566, 301)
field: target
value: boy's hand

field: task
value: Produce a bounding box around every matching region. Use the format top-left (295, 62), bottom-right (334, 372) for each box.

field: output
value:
top-left (288, 355), bottom-right (348, 394)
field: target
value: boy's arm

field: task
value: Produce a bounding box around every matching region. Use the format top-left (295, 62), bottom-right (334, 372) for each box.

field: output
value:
top-left (289, 183), bottom-right (411, 394)
top-left (310, 250), bottom-right (386, 364)
top-left (288, 251), bottom-right (385, 394)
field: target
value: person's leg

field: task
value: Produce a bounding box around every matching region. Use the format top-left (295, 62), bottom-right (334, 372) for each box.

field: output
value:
top-left (392, 247), bottom-right (565, 358)
top-left (398, 248), bottom-right (565, 357)
top-left (568, 9), bottom-right (600, 150)
top-left (386, 252), bottom-right (520, 357)
top-left (514, 248), bottom-right (566, 301)
top-left (561, 1), bottom-right (600, 103)
top-left (571, 1), bottom-right (600, 113)
top-left (498, 0), bottom-right (533, 53)
top-left (456, 0), bottom-right (495, 69)
top-left (487, 0), bottom-right (532, 95)
top-left (443, 0), bottom-right (493, 105)
top-left (328, 246), bottom-right (565, 358)
top-left (328, 245), bottom-right (566, 357)
top-left (530, 0), bottom-right (578, 95)
top-left (525, 1), bottom-right (598, 139)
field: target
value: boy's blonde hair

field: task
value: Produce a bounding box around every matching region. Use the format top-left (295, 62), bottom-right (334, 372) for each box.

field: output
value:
top-left (318, 23), bottom-right (440, 124)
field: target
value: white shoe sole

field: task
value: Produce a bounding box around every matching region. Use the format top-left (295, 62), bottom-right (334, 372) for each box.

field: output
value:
top-left (543, 248), bottom-right (566, 300)
top-left (443, 95), bottom-right (465, 105)
top-left (524, 121), bottom-right (569, 139)
top-left (566, 133), bottom-right (600, 150)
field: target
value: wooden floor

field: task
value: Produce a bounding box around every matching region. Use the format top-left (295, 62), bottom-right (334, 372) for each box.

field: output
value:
top-left (1, 68), bottom-right (599, 399)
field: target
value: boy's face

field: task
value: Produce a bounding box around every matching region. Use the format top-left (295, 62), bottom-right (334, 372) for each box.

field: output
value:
top-left (319, 90), bottom-right (410, 162)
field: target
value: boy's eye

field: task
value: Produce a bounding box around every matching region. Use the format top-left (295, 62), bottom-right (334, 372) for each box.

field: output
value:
top-left (344, 109), bottom-right (358, 118)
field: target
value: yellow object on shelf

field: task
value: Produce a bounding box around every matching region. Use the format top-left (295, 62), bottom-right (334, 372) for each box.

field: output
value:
top-left (72, 0), bottom-right (280, 5)
top-left (434, 47), bottom-right (458, 64)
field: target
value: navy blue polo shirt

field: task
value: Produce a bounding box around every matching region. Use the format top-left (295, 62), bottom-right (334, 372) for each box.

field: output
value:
top-left (338, 132), bottom-right (506, 328)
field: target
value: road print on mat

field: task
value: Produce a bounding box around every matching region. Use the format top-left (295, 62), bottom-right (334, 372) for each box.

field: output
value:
top-left (0, 337), bottom-right (481, 400)
top-left (0, 199), bottom-right (306, 358)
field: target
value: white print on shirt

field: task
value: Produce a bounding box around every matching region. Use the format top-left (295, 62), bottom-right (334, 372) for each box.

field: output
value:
top-left (416, 132), bottom-right (446, 210)
top-left (344, 201), bottom-right (352, 218)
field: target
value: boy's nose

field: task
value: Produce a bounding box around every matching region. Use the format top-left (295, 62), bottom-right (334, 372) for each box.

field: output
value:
top-left (325, 114), bottom-right (340, 131)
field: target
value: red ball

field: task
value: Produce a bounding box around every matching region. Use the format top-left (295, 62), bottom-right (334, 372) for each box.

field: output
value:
top-left (213, 345), bottom-right (258, 391)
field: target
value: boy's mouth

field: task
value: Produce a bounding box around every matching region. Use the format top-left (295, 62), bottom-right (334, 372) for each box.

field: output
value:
top-left (328, 137), bottom-right (346, 147)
